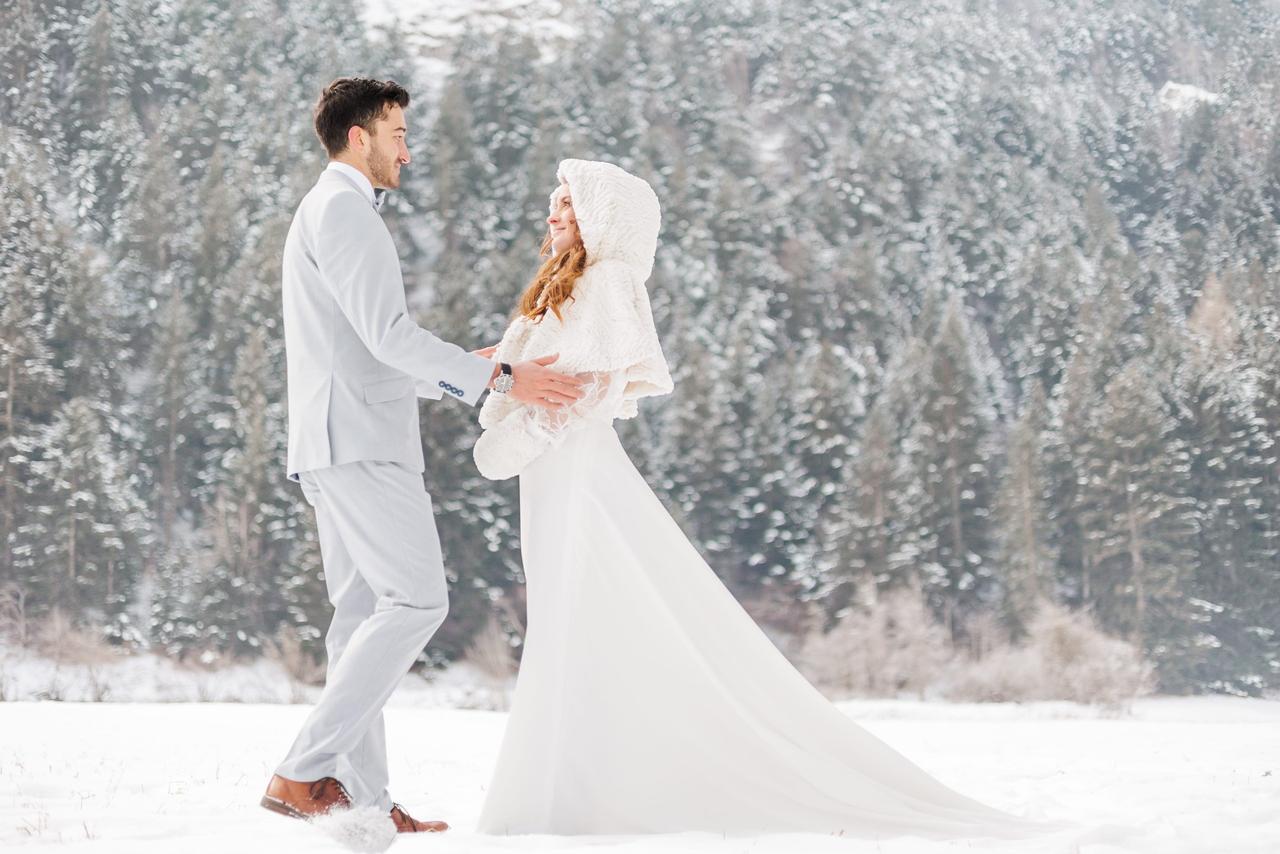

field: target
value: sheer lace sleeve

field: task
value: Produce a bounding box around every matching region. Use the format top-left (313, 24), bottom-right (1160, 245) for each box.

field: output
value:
top-left (473, 369), bottom-right (626, 480)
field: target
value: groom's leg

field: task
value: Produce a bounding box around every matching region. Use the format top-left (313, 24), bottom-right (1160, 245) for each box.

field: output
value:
top-left (338, 711), bottom-right (390, 811)
top-left (274, 460), bottom-right (448, 809)
top-left (308, 489), bottom-right (393, 812)
top-left (323, 576), bottom-right (391, 811)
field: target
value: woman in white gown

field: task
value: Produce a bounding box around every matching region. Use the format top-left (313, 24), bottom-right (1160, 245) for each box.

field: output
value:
top-left (470, 159), bottom-right (1067, 840)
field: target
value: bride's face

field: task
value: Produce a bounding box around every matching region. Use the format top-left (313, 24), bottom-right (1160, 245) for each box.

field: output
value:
top-left (547, 186), bottom-right (579, 254)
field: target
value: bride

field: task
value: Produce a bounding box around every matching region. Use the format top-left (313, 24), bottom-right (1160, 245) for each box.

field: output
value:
top-left (469, 159), bottom-right (1064, 840)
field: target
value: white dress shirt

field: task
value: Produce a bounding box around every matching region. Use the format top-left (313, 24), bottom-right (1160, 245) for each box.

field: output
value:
top-left (325, 160), bottom-right (386, 210)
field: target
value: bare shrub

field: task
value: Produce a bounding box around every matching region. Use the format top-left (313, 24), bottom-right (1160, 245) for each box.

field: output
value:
top-left (429, 610), bottom-right (522, 711)
top-left (264, 626), bottom-right (327, 695)
top-left (799, 588), bottom-right (953, 698)
top-left (34, 610), bottom-right (115, 666)
top-left (85, 665), bottom-right (112, 702)
top-left (940, 642), bottom-right (1041, 704)
top-left (463, 611), bottom-right (518, 681)
top-left (35, 678), bottom-right (64, 701)
top-left (0, 583), bottom-right (28, 645)
top-left (959, 609), bottom-right (1009, 661)
top-left (943, 600), bottom-right (1154, 710)
top-left (1033, 603), bottom-right (1155, 707)
top-left (739, 589), bottom-right (818, 660)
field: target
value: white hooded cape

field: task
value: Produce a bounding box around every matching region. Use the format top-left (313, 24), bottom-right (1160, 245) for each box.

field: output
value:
top-left (473, 159), bottom-right (674, 480)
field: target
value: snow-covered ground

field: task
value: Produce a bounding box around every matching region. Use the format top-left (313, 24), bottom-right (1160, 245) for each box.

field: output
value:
top-left (0, 643), bottom-right (512, 709)
top-left (2, 689), bottom-right (1277, 853)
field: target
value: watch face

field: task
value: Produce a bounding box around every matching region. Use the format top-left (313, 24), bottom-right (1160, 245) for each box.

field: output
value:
top-left (496, 374), bottom-right (515, 393)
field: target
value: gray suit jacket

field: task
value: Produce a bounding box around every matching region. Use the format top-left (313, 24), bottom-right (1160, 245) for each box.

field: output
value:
top-left (282, 167), bottom-right (493, 482)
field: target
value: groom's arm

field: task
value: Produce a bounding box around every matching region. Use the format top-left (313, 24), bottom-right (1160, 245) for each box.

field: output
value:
top-left (414, 379), bottom-right (446, 400)
top-left (315, 192), bottom-right (495, 406)
top-left (414, 369), bottom-right (497, 400)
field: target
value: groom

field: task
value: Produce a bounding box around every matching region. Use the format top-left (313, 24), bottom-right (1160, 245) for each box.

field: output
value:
top-left (262, 77), bottom-right (586, 833)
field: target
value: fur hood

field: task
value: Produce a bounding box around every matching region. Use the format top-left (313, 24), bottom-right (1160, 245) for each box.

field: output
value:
top-left (552, 158), bottom-right (661, 280)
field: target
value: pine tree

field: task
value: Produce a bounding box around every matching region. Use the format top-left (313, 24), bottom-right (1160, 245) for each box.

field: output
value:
top-left (0, 130), bottom-right (143, 632)
top-left (810, 401), bottom-right (897, 620)
top-left (700, 287), bottom-right (783, 595)
top-left (64, 0), bottom-right (155, 236)
top-left (25, 396), bottom-right (147, 637)
top-left (1169, 279), bottom-right (1280, 693)
top-left (896, 295), bottom-right (999, 638)
top-left (142, 288), bottom-right (201, 549)
top-left (194, 325), bottom-right (280, 656)
top-left (0, 0), bottom-right (61, 143)
top-left (784, 340), bottom-right (869, 597)
top-left (993, 382), bottom-right (1057, 638)
top-left (1241, 311), bottom-right (1280, 691)
top-left (0, 134), bottom-right (64, 589)
top-left (1077, 357), bottom-right (1198, 685)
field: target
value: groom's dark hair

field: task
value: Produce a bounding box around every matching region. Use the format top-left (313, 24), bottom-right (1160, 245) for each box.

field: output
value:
top-left (313, 77), bottom-right (410, 157)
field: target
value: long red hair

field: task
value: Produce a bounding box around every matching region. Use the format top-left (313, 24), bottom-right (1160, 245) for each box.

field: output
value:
top-left (518, 230), bottom-right (587, 323)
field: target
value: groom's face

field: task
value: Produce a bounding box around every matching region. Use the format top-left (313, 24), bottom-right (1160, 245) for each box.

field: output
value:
top-left (363, 103), bottom-right (410, 190)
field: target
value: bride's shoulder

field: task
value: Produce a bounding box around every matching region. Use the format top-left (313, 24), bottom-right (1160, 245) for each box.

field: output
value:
top-left (566, 261), bottom-right (636, 313)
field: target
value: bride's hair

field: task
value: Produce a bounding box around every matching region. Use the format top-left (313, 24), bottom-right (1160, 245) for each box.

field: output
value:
top-left (517, 231), bottom-right (587, 323)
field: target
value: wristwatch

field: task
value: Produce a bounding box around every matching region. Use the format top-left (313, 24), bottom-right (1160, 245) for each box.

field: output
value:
top-left (493, 362), bottom-right (515, 394)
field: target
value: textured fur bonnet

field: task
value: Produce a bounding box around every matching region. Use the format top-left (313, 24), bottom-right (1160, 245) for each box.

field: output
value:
top-left (550, 159), bottom-right (661, 277)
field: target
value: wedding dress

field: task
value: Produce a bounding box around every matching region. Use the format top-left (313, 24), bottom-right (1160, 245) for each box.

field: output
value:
top-left (470, 160), bottom-right (1065, 839)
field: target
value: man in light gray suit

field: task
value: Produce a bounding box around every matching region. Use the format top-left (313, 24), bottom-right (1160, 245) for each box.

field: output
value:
top-left (261, 78), bottom-right (585, 833)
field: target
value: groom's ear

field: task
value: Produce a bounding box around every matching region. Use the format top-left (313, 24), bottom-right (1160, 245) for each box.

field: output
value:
top-left (346, 124), bottom-right (368, 154)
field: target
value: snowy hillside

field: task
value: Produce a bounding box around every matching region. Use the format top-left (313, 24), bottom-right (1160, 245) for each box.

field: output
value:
top-left (361, 0), bottom-right (574, 86)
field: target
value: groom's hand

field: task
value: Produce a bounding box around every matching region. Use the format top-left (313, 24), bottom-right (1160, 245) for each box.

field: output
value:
top-left (509, 353), bottom-right (587, 408)
top-left (472, 345), bottom-right (498, 358)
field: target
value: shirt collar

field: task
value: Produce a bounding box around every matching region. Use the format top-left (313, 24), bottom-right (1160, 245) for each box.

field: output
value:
top-left (325, 161), bottom-right (384, 210)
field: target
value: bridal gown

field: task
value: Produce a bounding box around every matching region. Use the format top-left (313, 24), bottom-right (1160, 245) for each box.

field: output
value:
top-left (475, 405), bottom-right (1058, 839)
top-left (472, 159), bottom-right (1070, 840)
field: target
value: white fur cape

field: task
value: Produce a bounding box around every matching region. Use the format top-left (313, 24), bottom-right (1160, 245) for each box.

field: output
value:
top-left (474, 159), bottom-right (673, 479)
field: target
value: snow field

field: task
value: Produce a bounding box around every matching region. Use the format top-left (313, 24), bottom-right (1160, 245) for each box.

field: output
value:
top-left (2, 696), bottom-right (1277, 853)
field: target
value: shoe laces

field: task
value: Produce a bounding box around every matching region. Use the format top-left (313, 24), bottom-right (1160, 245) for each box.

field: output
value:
top-left (308, 777), bottom-right (350, 803)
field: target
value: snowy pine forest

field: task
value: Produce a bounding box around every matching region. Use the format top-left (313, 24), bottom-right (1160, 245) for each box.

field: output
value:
top-left (2, 0), bottom-right (1279, 699)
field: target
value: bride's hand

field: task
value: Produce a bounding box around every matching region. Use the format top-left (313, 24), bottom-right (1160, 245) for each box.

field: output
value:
top-left (473, 345), bottom-right (499, 358)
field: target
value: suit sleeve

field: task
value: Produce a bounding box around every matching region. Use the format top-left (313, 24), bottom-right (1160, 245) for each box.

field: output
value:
top-left (414, 380), bottom-right (446, 400)
top-left (314, 191), bottom-right (494, 406)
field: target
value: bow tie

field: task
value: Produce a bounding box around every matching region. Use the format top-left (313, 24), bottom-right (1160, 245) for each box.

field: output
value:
top-left (372, 188), bottom-right (388, 212)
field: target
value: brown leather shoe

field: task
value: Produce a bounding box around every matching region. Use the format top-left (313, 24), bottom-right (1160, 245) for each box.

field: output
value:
top-left (389, 802), bottom-right (448, 833)
top-left (260, 774), bottom-right (352, 819)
